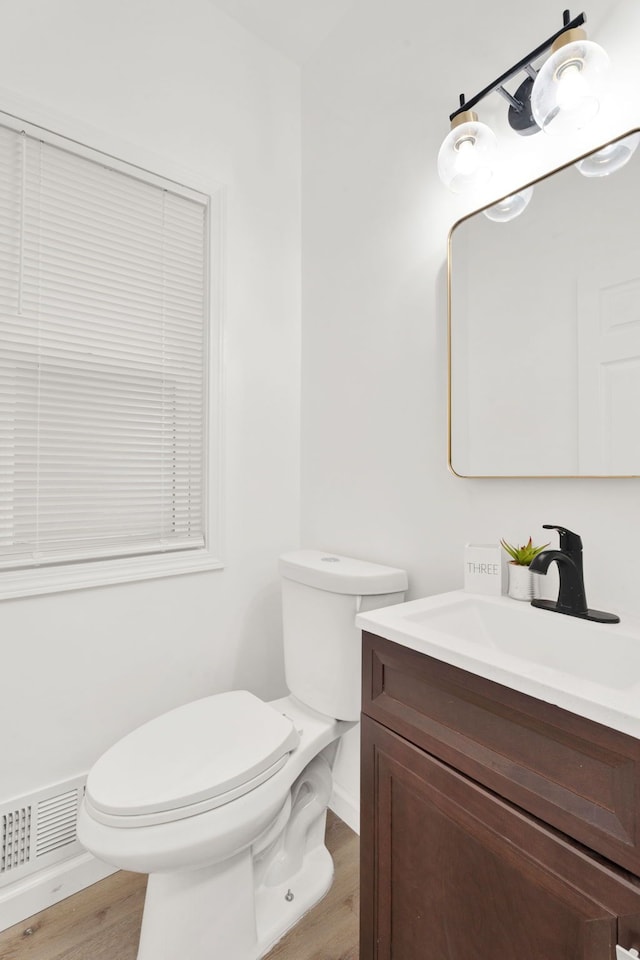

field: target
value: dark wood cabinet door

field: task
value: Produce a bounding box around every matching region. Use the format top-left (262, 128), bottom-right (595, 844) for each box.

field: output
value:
top-left (362, 632), bottom-right (640, 877)
top-left (360, 715), bottom-right (640, 960)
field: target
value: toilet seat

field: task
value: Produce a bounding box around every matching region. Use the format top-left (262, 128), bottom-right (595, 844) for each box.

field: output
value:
top-left (85, 691), bottom-right (299, 826)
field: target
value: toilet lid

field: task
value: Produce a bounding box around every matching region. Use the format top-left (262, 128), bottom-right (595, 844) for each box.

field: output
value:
top-left (86, 691), bottom-right (300, 817)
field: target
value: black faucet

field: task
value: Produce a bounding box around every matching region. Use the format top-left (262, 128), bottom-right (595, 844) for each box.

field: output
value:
top-left (529, 525), bottom-right (619, 624)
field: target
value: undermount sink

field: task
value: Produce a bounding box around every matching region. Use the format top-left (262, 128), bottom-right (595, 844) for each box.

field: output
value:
top-left (356, 591), bottom-right (640, 737)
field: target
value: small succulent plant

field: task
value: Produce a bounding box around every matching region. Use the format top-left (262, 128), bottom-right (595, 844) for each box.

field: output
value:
top-left (500, 537), bottom-right (549, 566)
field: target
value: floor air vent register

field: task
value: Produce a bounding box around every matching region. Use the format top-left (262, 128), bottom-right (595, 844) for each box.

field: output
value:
top-left (0, 776), bottom-right (86, 887)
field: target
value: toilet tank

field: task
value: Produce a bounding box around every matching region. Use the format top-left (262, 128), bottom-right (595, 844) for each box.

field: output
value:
top-left (278, 550), bottom-right (408, 721)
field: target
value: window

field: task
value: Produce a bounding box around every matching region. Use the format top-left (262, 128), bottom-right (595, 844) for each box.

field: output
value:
top-left (0, 114), bottom-right (220, 597)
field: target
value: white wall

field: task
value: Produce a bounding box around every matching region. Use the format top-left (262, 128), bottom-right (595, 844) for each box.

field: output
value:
top-left (301, 0), bottom-right (640, 810)
top-left (0, 0), bottom-right (300, 808)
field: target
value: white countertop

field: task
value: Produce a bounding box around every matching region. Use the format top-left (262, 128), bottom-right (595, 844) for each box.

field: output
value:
top-left (357, 590), bottom-right (640, 739)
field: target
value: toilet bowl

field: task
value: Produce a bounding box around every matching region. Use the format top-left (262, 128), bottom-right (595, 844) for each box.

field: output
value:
top-left (77, 550), bottom-right (408, 960)
top-left (78, 693), bottom-right (347, 875)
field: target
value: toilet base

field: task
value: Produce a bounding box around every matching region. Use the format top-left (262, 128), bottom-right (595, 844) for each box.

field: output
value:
top-left (255, 843), bottom-right (334, 957)
top-left (134, 842), bottom-right (334, 960)
top-left (137, 850), bottom-right (257, 960)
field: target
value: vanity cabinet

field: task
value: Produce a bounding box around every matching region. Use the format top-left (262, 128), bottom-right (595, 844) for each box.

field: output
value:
top-left (360, 632), bottom-right (640, 959)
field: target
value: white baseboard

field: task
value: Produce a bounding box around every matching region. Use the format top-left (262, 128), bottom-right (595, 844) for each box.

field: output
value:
top-left (0, 851), bottom-right (117, 933)
top-left (329, 783), bottom-right (359, 835)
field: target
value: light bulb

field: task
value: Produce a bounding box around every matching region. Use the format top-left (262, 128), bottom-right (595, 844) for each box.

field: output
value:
top-left (455, 136), bottom-right (479, 176)
top-left (437, 111), bottom-right (497, 193)
top-left (531, 30), bottom-right (609, 135)
top-left (556, 60), bottom-right (589, 111)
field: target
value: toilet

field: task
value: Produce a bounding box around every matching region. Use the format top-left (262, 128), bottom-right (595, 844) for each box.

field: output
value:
top-left (77, 550), bottom-right (407, 960)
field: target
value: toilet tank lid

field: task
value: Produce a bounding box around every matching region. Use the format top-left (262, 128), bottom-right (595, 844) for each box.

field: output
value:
top-left (279, 550), bottom-right (408, 596)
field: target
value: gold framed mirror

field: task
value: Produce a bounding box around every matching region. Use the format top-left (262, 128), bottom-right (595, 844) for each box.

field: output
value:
top-left (448, 129), bottom-right (640, 478)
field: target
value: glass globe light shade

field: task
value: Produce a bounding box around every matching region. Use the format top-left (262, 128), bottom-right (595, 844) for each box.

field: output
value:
top-left (575, 132), bottom-right (640, 177)
top-left (437, 114), bottom-right (498, 193)
top-left (483, 186), bottom-right (534, 223)
top-left (531, 32), bottom-right (610, 135)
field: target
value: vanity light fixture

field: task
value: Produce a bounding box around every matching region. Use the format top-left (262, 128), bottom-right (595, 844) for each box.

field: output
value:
top-left (530, 20), bottom-right (609, 135)
top-left (438, 9), bottom-right (610, 194)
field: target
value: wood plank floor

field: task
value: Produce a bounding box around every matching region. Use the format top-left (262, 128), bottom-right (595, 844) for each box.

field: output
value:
top-left (0, 812), bottom-right (359, 960)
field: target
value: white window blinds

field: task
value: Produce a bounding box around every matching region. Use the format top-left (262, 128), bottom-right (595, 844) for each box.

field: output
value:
top-left (0, 120), bottom-right (208, 570)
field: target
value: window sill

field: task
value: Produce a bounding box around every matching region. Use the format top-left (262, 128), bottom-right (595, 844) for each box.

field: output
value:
top-left (0, 550), bottom-right (223, 600)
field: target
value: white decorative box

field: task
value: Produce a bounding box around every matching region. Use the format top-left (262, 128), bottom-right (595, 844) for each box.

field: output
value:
top-left (464, 543), bottom-right (506, 596)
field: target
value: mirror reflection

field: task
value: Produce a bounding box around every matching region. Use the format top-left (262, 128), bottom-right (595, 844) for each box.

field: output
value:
top-left (449, 129), bottom-right (640, 478)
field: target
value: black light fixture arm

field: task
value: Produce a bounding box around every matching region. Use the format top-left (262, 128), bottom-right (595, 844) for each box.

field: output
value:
top-left (496, 86), bottom-right (526, 113)
top-left (449, 10), bottom-right (586, 122)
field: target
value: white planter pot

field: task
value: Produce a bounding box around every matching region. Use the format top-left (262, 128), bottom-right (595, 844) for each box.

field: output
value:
top-left (507, 563), bottom-right (541, 601)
